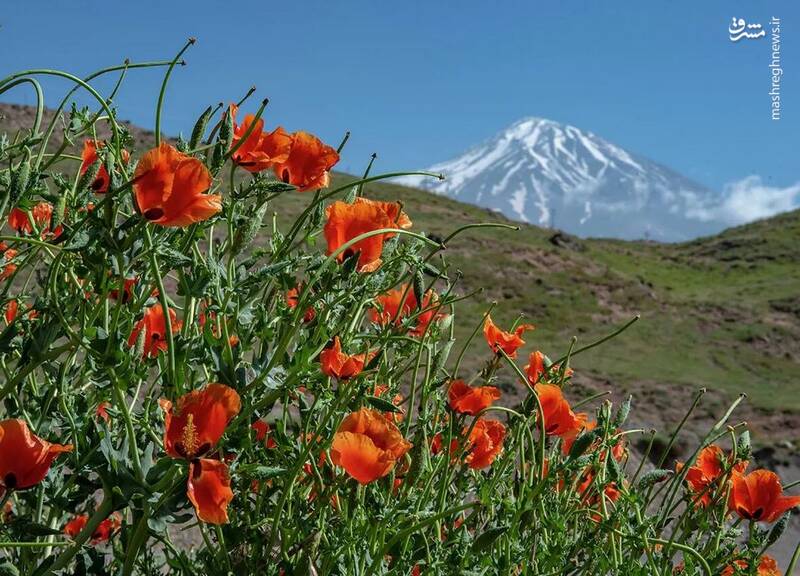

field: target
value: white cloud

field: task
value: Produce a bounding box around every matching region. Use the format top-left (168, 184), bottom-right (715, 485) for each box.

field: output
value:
top-left (687, 175), bottom-right (800, 225)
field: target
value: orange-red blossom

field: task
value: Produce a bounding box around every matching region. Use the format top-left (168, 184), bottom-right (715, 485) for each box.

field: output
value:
top-left (159, 384), bottom-right (241, 524)
top-left (483, 315), bottom-right (533, 358)
top-left (63, 513), bottom-right (121, 543)
top-left (0, 419), bottom-right (72, 491)
top-left (323, 197), bottom-right (412, 273)
top-left (721, 555), bottom-right (780, 576)
top-left (447, 380), bottom-right (501, 416)
top-left (319, 336), bottom-right (375, 379)
top-left (80, 139), bottom-right (130, 193)
top-left (272, 131), bottom-right (339, 192)
top-left (133, 143), bottom-right (221, 227)
top-left (128, 304), bottom-right (182, 358)
top-left (676, 445), bottom-right (747, 508)
top-left (369, 284), bottom-right (443, 337)
top-left (331, 408), bottom-right (411, 484)
top-left (464, 418), bottom-right (506, 470)
top-left (728, 468), bottom-right (800, 523)
top-left (229, 104), bottom-right (292, 173)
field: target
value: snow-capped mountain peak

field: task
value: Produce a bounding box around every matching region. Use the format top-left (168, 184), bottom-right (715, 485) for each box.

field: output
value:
top-left (397, 118), bottom-right (723, 241)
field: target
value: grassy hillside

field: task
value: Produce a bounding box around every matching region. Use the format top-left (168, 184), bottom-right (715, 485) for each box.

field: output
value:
top-left (2, 102), bottom-right (798, 424)
top-left (276, 175), bottom-right (800, 416)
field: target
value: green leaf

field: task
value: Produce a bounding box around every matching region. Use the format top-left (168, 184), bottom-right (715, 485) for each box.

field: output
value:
top-left (365, 395), bottom-right (401, 413)
top-left (470, 525), bottom-right (508, 553)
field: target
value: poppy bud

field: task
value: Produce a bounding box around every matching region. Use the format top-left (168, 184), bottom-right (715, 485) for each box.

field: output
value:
top-left (636, 469), bottom-right (673, 490)
top-left (613, 396), bottom-right (632, 428)
top-left (11, 154), bottom-right (30, 201)
top-left (218, 107), bottom-right (234, 153)
top-left (737, 430), bottom-right (751, 461)
top-left (231, 201), bottom-right (268, 256)
top-left (413, 269), bottom-right (425, 310)
top-left (767, 513), bottom-right (788, 546)
top-left (190, 105), bottom-right (214, 150)
top-left (52, 194), bottom-right (67, 230)
top-left (77, 159), bottom-right (102, 193)
top-left (567, 432), bottom-right (594, 460)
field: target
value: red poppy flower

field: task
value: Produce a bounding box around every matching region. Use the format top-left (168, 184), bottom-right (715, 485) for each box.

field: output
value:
top-left (160, 383), bottom-right (241, 460)
top-left (722, 555), bottom-right (780, 576)
top-left (0, 247), bottom-right (17, 281)
top-left (483, 315), bottom-right (534, 358)
top-left (128, 304), bottom-right (183, 358)
top-left (447, 380), bottom-right (501, 416)
top-left (330, 408), bottom-right (412, 484)
top-left (369, 285), bottom-right (442, 337)
top-left (353, 198), bottom-right (413, 233)
top-left (80, 140), bottom-right (130, 193)
top-left (464, 418), bottom-right (506, 470)
top-left (525, 351), bottom-right (546, 385)
top-left (187, 458), bottom-right (234, 525)
top-left (96, 402), bottom-right (111, 423)
top-left (63, 513), bottom-right (121, 543)
top-left (8, 202), bottom-right (62, 237)
top-left (534, 383), bottom-right (584, 437)
top-left (4, 300), bottom-right (31, 324)
top-left (272, 131), bottom-right (339, 192)
top-left (133, 143), bottom-right (220, 227)
top-left (319, 336), bottom-right (375, 379)
top-left (0, 419), bottom-right (72, 490)
top-left (728, 469), bottom-right (800, 522)
top-left (286, 287), bottom-right (316, 322)
top-left (324, 198), bottom-right (410, 273)
top-left (229, 104), bottom-right (292, 173)
top-left (252, 420), bottom-right (277, 449)
top-left (677, 445), bottom-right (746, 508)
top-left (430, 432), bottom-right (458, 457)
top-left (109, 277), bottom-right (137, 303)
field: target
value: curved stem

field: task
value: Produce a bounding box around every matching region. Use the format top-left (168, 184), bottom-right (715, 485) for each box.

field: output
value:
top-left (155, 39), bottom-right (194, 147)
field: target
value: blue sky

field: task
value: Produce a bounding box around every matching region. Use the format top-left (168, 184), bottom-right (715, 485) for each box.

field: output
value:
top-left (1, 1), bottom-right (797, 192)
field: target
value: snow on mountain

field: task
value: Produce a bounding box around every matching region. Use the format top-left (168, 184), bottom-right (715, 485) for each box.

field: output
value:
top-left (397, 118), bottom-right (725, 241)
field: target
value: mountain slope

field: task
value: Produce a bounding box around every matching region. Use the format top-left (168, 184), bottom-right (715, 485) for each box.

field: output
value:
top-left (398, 117), bottom-right (724, 241)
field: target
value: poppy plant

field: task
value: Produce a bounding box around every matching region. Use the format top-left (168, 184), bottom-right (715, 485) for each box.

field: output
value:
top-left (463, 418), bottom-right (506, 470)
top-left (63, 513), bottom-right (121, 543)
top-left (230, 104), bottom-right (292, 173)
top-left (187, 458), bottom-right (234, 525)
top-left (160, 383), bottom-right (241, 460)
top-left (8, 202), bottom-right (62, 237)
top-left (728, 469), bottom-right (800, 522)
top-left (133, 143), bottom-right (221, 227)
top-left (330, 408), bottom-right (412, 484)
top-left (0, 419), bottom-right (72, 490)
top-left (721, 555), bottom-right (780, 576)
top-left (483, 315), bottom-right (534, 358)
top-left (525, 350), bottom-right (546, 385)
top-left (252, 420), bottom-right (277, 449)
top-left (272, 131), bottom-right (339, 192)
top-left (286, 287), bottom-right (316, 322)
top-left (534, 383), bottom-right (585, 437)
top-left (128, 304), bottom-right (183, 358)
top-left (447, 379), bottom-right (501, 416)
top-left (0, 246), bottom-right (17, 281)
top-left (319, 336), bottom-right (375, 380)
top-left (677, 445), bottom-right (746, 508)
top-left (323, 198), bottom-right (405, 273)
top-left (369, 284), bottom-right (441, 337)
top-left (79, 139), bottom-right (130, 193)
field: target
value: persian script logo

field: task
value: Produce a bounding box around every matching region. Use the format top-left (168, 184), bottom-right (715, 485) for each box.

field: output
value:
top-left (728, 17), bottom-right (766, 42)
